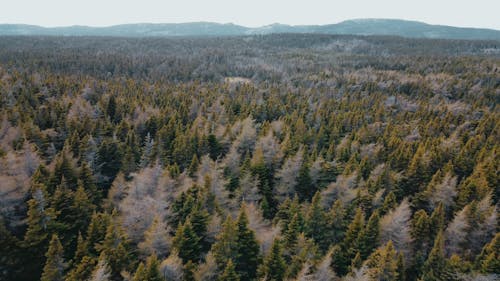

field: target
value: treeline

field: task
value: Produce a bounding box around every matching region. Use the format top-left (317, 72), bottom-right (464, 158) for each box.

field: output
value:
top-left (0, 35), bottom-right (498, 281)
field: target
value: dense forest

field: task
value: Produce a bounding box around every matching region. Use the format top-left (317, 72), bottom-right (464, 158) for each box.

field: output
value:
top-left (0, 34), bottom-right (498, 281)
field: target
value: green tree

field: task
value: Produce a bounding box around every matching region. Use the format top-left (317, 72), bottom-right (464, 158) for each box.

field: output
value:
top-left (132, 255), bottom-right (162, 281)
top-left (295, 161), bottom-right (314, 201)
top-left (219, 259), bottom-right (240, 281)
top-left (365, 241), bottom-right (399, 281)
top-left (234, 207), bottom-right (260, 280)
top-left (41, 234), bottom-right (66, 281)
top-left (475, 233), bottom-right (499, 274)
top-left (304, 192), bottom-right (329, 251)
top-left (211, 216), bottom-right (238, 269)
top-left (260, 239), bottom-right (286, 281)
top-left (173, 220), bottom-right (202, 264)
top-left (98, 222), bottom-right (135, 280)
top-left (420, 232), bottom-right (452, 281)
top-left (359, 210), bottom-right (380, 259)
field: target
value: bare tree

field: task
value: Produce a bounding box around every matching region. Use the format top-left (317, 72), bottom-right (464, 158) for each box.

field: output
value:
top-left (379, 199), bottom-right (412, 256)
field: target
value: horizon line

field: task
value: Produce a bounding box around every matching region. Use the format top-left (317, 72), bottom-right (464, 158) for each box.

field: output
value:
top-left (1, 18), bottom-right (499, 31)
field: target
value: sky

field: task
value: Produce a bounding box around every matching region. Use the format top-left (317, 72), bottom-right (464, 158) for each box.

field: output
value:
top-left (1, 0), bottom-right (499, 30)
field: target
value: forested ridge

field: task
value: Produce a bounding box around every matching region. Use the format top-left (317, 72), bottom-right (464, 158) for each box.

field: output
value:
top-left (0, 34), bottom-right (498, 281)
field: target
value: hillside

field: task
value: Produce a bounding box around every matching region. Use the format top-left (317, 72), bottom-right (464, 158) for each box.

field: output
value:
top-left (1, 19), bottom-right (500, 40)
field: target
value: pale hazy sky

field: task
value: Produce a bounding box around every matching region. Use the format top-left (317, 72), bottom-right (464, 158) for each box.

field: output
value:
top-left (1, 0), bottom-right (499, 30)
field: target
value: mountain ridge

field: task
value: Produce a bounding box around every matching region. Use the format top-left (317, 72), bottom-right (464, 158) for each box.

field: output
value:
top-left (1, 19), bottom-right (499, 40)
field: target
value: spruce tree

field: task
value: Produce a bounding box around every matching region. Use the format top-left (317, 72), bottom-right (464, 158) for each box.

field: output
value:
top-left (359, 210), bottom-right (380, 259)
top-left (211, 216), bottom-right (238, 268)
top-left (305, 192), bottom-right (329, 251)
top-left (260, 239), bottom-right (286, 281)
top-left (132, 255), bottom-right (162, 281)
top-left (366, 241), bottom-right (399, 281)
top-left (421, 231), bottom-right (452, 281)
top-left (41, 234), bottom-right (66, 281)
top-left (295, 161), bottom-right (314, 201)
top-left (172, 220), bottom-right (201, 264)
top-left (219, 259), bottom-right (240, 281)
top-left (234, 207), bottom-right (260, 280)
top-left (98, 222), bottom-right (134, 280)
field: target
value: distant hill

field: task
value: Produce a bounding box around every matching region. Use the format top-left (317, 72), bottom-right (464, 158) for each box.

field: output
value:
top-left (1, 19), bottom-right (499, 40)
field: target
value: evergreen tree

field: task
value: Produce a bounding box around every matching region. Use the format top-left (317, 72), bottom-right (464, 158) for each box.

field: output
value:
top-left (86, 212), bottom-right (111, 257)
top-left (65, 255), bottom-right (97, 281)
top-left (79, 162), bottom-right (100, 204)
top-left (327, 199), bottom-right (346, 245)
top-left (359, 210), bottom-right (380, 259)
top-left (305, 192), bottom-right (329, 251)
top-left (22, 185), bottom-right (56, 280)
top-left (132, 255), bottom-right (162, 281)
top-left (188, 203), bottom-right (209, 252)
top-left (365, 241), bottom-right (399, 281)
top-left (41, 234), bottom-right (66, 281)
top-left (98, 222), bottom-right (135, 280)
top-left (295, 161), bottom-right (314, 201)
top-left (218, 260), bottom-right (240, 281)
top-left (234, 207), bottom-right (261, 280)
top-left (173, 220), bottom-right (202, 264)
top-left (260, 239), bottom-right (286, 281)
top-left (421, 231), bottom-right (452, 281)
top-left (475, 233), bottom-right (499, 274)
top-left (211, 216), bottom-right (238, 269)
top-left (96, 139), bottom-right (123, 190)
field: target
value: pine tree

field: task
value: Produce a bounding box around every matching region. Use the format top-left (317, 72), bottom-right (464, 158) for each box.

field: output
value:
top-left (98, 222), bottom-right (135, 280)
top-left (305, 192), bottom-right (329, 251)
top-left (359, 210), bottom-right (380, 259)
top-left (211, 215), bottom-right (238, 269)
top-left (260, 239), bottom-right (286, 281)
top-left (132, 255), bottom-right (162, 281)
top-left (41, 234), bottom-right (65, 281)
top-left (283, 213), bottom-right (300, 250)
top-left (234, 207), bottom-right (260, 280)
top-left (365, 241), bottom-right (399, 281)
top-left (65, 255), bottom-right (97, 281)
top-left (79, 162), bottom-right (100, 204)
top-left (24, 185), bottom-right (54, 248)
top-left (475, 233), bottom-right (499, 274)
top-left (86, 212), bottom-right (111, 257)
top-left (71, 182), bottom-right (95, 236)
top-left (106, 95), bottom-right (117, 123)
top-left (23, 185), bottom-right (56, 280)
top-left (173, 220), bottom-right (202, 264)
top-left (381, 191), bottom-right (397, 215)
top-left (188, 203), bottom-right (209, 252)
top-left (332, 207), bottom-right (365, 276)
top-left (188, 154), bottom-right (199, 177)
top-left (183, 260), bottom-right (196, 281)
top-left (344, 208), bottom-right (365, 256)
top-left (421, 231), bottom-right (452, 281)
top-left (429, 203), bottom-right (445, 237)
top-left (219, 259), bottom-right (240, 281)
top-left (327, 199), bottom-right (346, 245)
top-left (88, 253), bottom-right (112, 281)
top-left (295, 161), bottom-right (314, 201)
top-left (96, 139), bottom-right (123, 189)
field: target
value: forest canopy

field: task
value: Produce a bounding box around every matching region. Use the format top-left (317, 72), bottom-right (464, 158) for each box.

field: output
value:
top-left (0, 34), bottom-right (498, 281)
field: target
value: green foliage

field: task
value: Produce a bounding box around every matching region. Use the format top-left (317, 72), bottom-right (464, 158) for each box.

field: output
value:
top-left (218, 260), bottom-right (240, 281)
top-left (132, 255), bottom-right (162, 281)
top-left (173, 220), bottom-right (202, 264)
top-left (260, 239), bottom-right (286, 281)
top-left (0, 35), bottom-right (498, 281)
top-left (41, 234), bottom-right (65, 281)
